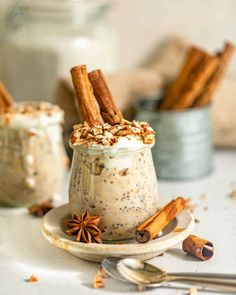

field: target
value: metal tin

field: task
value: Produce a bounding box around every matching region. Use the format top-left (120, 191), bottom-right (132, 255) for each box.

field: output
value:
top-left (135, 97), bottom-right (213, 180)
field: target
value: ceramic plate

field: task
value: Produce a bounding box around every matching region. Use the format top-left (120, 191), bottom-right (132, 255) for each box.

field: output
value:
top-left (42, 204), bottom-right (194, 262)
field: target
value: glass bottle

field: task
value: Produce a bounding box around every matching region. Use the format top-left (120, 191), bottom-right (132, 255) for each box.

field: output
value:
top-left (0, 0), bottom-right (119, 101)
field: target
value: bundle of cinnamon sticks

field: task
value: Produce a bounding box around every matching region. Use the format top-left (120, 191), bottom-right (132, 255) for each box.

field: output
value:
top-left (70, 65), bottom-right (123, 126)
top-left (159, 42), bottom-right (234, 110)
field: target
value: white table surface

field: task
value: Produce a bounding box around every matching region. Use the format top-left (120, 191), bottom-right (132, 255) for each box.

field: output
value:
top-left (0, 150), bottom-right (236, 295)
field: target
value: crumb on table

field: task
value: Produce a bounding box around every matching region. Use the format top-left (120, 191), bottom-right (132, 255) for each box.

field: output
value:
top-left (93, 268), bottom-right (105, 289)
top-left (27, 275), bottom-right (38, 283)
top-left (230, 190), bottom-right (236, 199)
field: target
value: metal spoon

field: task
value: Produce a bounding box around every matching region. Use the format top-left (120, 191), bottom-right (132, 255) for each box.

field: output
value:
top-left (117, 258), bottom-right (236, 292)
top-left (102, 257), bottom-right (128, 282)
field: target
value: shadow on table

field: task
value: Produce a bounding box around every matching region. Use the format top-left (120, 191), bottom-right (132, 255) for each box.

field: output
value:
top-left (168, 248), bottom-right (200, 262)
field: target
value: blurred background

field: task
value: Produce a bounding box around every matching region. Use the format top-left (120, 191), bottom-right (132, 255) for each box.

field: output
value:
top-left (0, 0), bottom-right (236, 97)
top-left (2, 0), bottom-right (236, 69)
top-left (0, 0), bottom-right (236, 158)
top-left (109, 0), bottom-right (236, 70)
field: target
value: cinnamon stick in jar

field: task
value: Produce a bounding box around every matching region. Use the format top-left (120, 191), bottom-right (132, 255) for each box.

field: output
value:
top-left (88, 69), bottom-right (123, 125)
top-left (70, 65), bottom-right (103, 126)
top-left (183, 235), bottom-right (214, 261)
top-left (0, 81), bottom-right (14, 112)
top-left (136, 197), bottom-right (186, 243)
top-left (194, 42), bottom-right (234, 107)
top-left (159, 47), bottom-right (206, 110)
top-left (171, 54), bottom-right (219, 110)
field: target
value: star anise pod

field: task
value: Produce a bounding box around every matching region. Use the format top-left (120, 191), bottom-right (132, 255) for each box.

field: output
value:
top-left (28, 201), bottom-right (54, 217)
top-left (64, 211), bottom-right (102, 243)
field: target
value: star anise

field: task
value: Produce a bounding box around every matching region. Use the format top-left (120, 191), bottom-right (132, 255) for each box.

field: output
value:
top-left (64, 211), bottom-right (102, 243)
top-left (28, 201), bottom-right (54, 217)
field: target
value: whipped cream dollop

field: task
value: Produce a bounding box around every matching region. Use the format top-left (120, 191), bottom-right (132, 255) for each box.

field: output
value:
top-left (70, 119), bottom-right (156, 148)
top-left (0, 102), bottom-right (64, 128)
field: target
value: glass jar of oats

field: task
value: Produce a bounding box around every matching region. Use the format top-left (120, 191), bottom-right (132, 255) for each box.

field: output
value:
top-left (69, 129), bottom-right (159, 241)
top-left (0, 0), bottom-right (119, 101)
top-left (0, 102), bottom-right (68, 207)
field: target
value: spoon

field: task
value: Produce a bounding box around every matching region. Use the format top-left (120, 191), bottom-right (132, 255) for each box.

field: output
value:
top-left (102, 258), bottom-right (128, 282)
top-left (117, 258), bottom-right (236, 292)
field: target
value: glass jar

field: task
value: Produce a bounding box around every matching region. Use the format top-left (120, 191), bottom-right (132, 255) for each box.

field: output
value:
top-left (0, 0), bottom-right (119, 101)
top-left (0, 102), bottom-right (68, 206)
top-left (69, 144), bottom-right (159, 241)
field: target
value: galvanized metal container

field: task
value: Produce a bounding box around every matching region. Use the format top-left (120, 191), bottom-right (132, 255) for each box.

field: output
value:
top-left (135, 97), bottom-right (213, 180)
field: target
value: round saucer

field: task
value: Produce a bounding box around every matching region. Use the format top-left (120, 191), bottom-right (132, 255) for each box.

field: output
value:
top-left (42, 204), bottom-right (194, 262)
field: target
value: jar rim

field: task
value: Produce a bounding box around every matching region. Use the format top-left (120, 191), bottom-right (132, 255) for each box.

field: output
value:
top-left (11, 0), bottom-right (111, 24)
top-left (70, 141), bottom-right (155, 155)
top-left (16, 0), bottom-right (110, 15)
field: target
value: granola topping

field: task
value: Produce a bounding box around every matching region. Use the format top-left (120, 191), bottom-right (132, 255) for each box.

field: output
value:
top-left (70, 119), bottom-right (156, 147)
top-left (0, 102), bottom-right (64, 128)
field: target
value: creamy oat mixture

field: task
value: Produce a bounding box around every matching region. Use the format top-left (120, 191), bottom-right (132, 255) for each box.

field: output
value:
top-left (0, 102), bottom-right (67, 206)
top-left (69, 120), bottom-right (158, 241)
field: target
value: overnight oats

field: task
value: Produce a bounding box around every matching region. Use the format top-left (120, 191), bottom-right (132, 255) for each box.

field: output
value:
top-left (0, 101), bottom-right (68, 206)
top-left (69, 120), bottom-right (159, 240)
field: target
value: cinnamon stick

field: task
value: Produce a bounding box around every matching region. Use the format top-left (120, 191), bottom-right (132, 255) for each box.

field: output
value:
top-left (182, 235), bottom-right (214, 261)
top-left (194, 42), bottom-right (234, 107)
top-left (171, 54), bottom-right (219, 110)
top-left (0, 81), bottom-right (13, 112)
top-left (70, 65), bottom-right (103, 126)
top-left (88, 69), bottom-right (123, 125)
top-left (159, 47), bottom-right (206, 110)
top-left (136, 197), bottom-right (186, 243)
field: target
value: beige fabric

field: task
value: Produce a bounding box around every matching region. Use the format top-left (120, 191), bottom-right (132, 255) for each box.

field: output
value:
top-left (54, 36), bottom-right (236, 148)
top-left (212, 74), bottom-right (236, 148)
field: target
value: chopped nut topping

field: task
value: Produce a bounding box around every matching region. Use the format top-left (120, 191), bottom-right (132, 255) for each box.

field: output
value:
top-left (28, 201), bottom-right (54, 217)
top-left (93, 268), bottom-right (105, 288)
top-left (157, 253), bottom-right (164, 257)
top-left (70, 119), bottom-right (156, 147)
top-left (230, 190), bottom-right (236, 199)
top-left (27, 275), bottom-right (39, 283)
top-left (119, 168), bottom-right (129, 176)
top-left (194, 218), bottom-right (200, 224)
top-left (1, 102), bottom-right (61, 116)
top-left (173, 227), bottom-right (185, 232)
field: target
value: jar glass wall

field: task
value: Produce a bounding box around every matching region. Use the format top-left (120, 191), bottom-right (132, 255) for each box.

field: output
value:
top-left (69, 144), bottom-right (159, 241)
top-left (0, 102), bottom-right (68, 206)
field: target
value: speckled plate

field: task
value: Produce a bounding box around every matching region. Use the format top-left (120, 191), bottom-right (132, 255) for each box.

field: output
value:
top-left (42, 204), bottom-right (194, 262)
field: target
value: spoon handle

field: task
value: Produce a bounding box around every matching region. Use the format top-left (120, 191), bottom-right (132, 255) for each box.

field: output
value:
top-left (167, 275), bottom-right (236, 292)
top-left (169, 272), bottom-right (236, 279)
